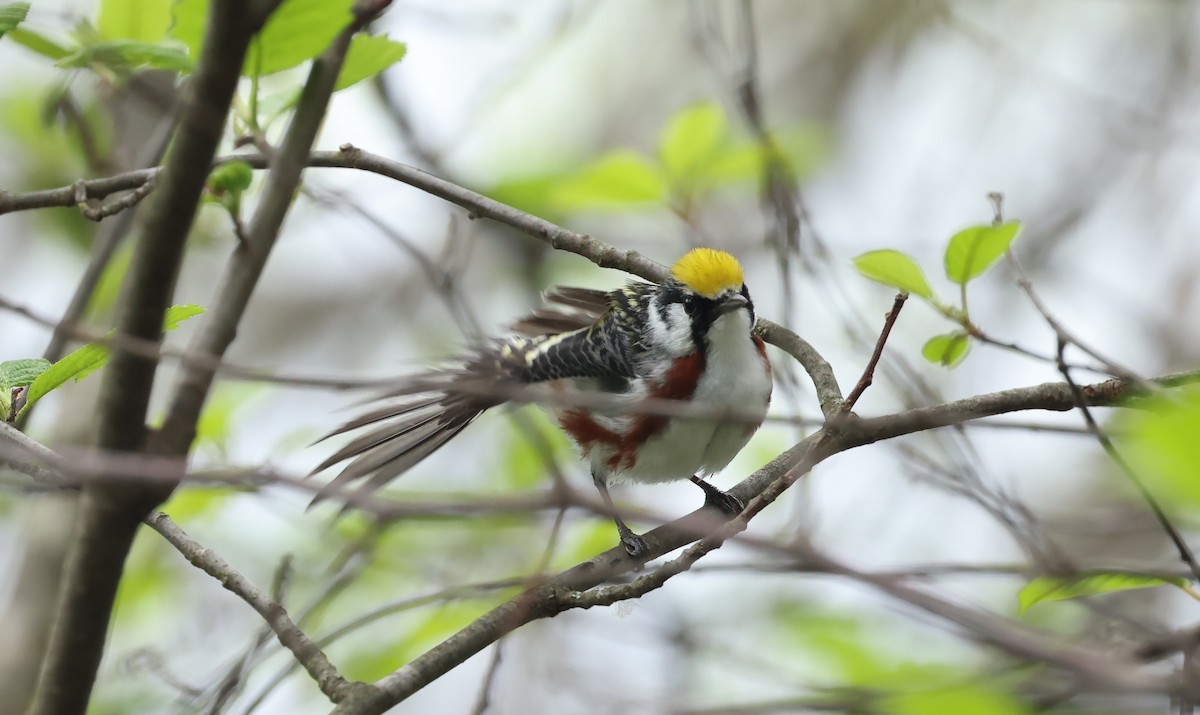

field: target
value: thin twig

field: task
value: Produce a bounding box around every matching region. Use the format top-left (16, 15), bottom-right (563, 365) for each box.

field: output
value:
top-left (146, 512), bottom-right (352, 701)
top-left (74, 176), bottom-right (157, 221)
top-left (1053, 337), bottom-right (1200, 583)
top-left (241, 577), bottom-right (528, 714)
top-left (840, 293), bottom-right (907, 413)
top-left (996, 188), bottom-right (1200, 584)
top-left (468, 643), bottom-right (505, 715)
top-left (158, 4), bottom-right (390, 457)
top-left (200, 555), bottom-right (296, 714)
top-left (0, 148), bottom-right (842, 416)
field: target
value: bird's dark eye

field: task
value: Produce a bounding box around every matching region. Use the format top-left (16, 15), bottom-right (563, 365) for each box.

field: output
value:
top-left (683, 295), bottom-right (698, 315)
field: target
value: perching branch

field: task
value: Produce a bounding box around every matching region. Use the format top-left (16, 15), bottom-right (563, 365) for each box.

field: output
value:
top-left (331, 358), bottom-right (1200, 714)
top-left (0, 146), bottom-right (843, 417)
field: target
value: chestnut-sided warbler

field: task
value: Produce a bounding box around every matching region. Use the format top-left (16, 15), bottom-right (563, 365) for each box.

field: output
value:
top-left (315, 248), bottom-right (773, 557)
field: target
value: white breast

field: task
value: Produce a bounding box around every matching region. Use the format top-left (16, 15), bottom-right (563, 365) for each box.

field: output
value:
top-left (605, 309), bottom-right (771, 484)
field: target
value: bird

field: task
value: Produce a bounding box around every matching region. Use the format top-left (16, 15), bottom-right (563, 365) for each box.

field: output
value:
top-left (312, 247), bottom-right (773, 558)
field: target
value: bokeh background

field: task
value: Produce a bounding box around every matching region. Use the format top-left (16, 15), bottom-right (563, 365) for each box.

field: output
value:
top-left (2, 1), bottom-right (1199, 713)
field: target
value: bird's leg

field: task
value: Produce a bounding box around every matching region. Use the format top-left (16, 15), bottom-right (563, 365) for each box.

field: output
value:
top-left (690, 475), bottom-right (744, 517)
top-left (593, 472), bottom-right (649, 558)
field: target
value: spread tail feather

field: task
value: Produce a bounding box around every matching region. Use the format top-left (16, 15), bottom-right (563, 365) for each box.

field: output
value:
top-left (310, 354), bottom-right (511, 508)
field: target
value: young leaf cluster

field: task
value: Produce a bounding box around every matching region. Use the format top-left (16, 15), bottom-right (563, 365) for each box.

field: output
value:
top-left (489, 101), bottom-right (826, 219)
top-left (0, 0), bottom-right (406, 131)
top-left (204, 160), bottom-right (255, 223)
top-left (853, 221), bottom-right (1021, 368)
top-left (1, 305), bottom-right (204, 423)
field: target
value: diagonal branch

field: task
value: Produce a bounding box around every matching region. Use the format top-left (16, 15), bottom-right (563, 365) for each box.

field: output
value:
top-left (840, 292), bottom-right (907, 413)
top-left (26, 5), bottom-right (280, 715)
top-left (158, 3), bottom-right (392, 456)
top-left (0, 147), bottom-right (844, 416)
top-left (1054, 338), bottom-right (1200, 583)
top-left (146, 513), bottom-right (354, 701)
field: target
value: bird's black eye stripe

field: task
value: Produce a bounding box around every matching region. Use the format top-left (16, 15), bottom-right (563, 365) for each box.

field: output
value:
top-left (656, 295), bottom-right (674, 325)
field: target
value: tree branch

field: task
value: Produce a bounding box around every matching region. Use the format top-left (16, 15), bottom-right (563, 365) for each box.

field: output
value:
top-left (158, 3), bottom-right (389, 457)
top-left (6, 112), bottom-right (1199, 711)
top-left (327, 365), bottom-right (1200, 714)
top-left (0, 147), bottom-right (841, 415)
top-left (27, 4), bottom-right (276, 714)
top-left (145, 513), bottom-right (353, 701)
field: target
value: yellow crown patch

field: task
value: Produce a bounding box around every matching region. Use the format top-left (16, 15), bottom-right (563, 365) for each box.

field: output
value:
top-left (670, 248), bottom-right (744, 298)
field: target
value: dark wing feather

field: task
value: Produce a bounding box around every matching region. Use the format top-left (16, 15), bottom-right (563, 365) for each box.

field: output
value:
top-left (506, 283), bottom-right (653, 383)
top-left (312, 281), bottom-right (653, 507)
top-left (509, 286), bottom-right (610, 336)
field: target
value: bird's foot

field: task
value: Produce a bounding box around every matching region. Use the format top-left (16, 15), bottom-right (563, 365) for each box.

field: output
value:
top-left (690, 476), bottom-right (745, 517)
top-left (617, 525), bottom-right (650, 559)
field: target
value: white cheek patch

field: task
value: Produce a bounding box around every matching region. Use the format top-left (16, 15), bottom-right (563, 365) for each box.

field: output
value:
top-left (646, 302), bottom-right (694, 357)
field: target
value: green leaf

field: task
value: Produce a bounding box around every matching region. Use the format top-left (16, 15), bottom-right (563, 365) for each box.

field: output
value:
top-left (697, 125), bottom-right (830, 187)
top-left (853, 249), bottom-right (935, 300)
top-left (774, 125), bottom-right (831, 178)
top-left (551, 150), bottom-right (665, 211)
top-left (247, 0), bottom-right (354, 76)
top-left (20, 343), bottom-right (109, 417)
top-left (87, 240), bottom-right (134, 317)
top-left (254, 86), bottom-right (305, 127)
top-left (16, 305), bottom-right (205, 419)
top-left (696, 141), bottom-right (765, 185)
top-left (922, 332), bottom-right (971, 368)
top-left (194, 384), bottom-right (261, 453)
top-left (0, 2), bottom-right (28, 41)
top-left (659, 101), bottom-right (727, 181)
top-left (944, 221), bottom-right (1021, 285)
top-left (0, 358), bottom-right (52, 391)
top-left (172, 0), bottom-right (353, 76)
top-left (1018, 573), bottom-right (1186, 613)
top-left (57, 40), bottom-right (192, 73)
top-left (1124, 387), bottom-right (1200, 507)
top-left (168, 0), bottom-right (207, 64)
top-left (161, 486), bottom-right (238, 521)
top-left (487, 174), bottom-right (564, 219)
top-left (886, 684), bottom-right (1031, 715)
top-left (500, 413), bottom-right (571, 490)
top-left (336, 34), bottom-right (406, 90)
top-left (98, 0), bottom-right (172, 42)
top-left (162, 304), bottom-right (206, 332)
top-left (0, 357), bottom-right (48, 419)
top-left (7, 28), bottom-right (70, 60)
top-left (206, 162), bottom-right (253, 218)
top-left (206, 161), bottom-right (254, 195)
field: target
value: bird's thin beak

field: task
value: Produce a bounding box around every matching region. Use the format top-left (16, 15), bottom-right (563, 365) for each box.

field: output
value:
top-left (716, 293), bottom-right (749, 315)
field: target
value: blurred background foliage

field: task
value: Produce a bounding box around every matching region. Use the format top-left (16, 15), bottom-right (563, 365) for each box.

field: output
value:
top-left (2, 1), bottom-right (1200, 714)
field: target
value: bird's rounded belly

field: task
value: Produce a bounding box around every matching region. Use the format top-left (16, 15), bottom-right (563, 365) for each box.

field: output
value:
top-left (611, 379), bottom-right (770, 484)
top-left (566, 316), bottom-right (773, 485)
